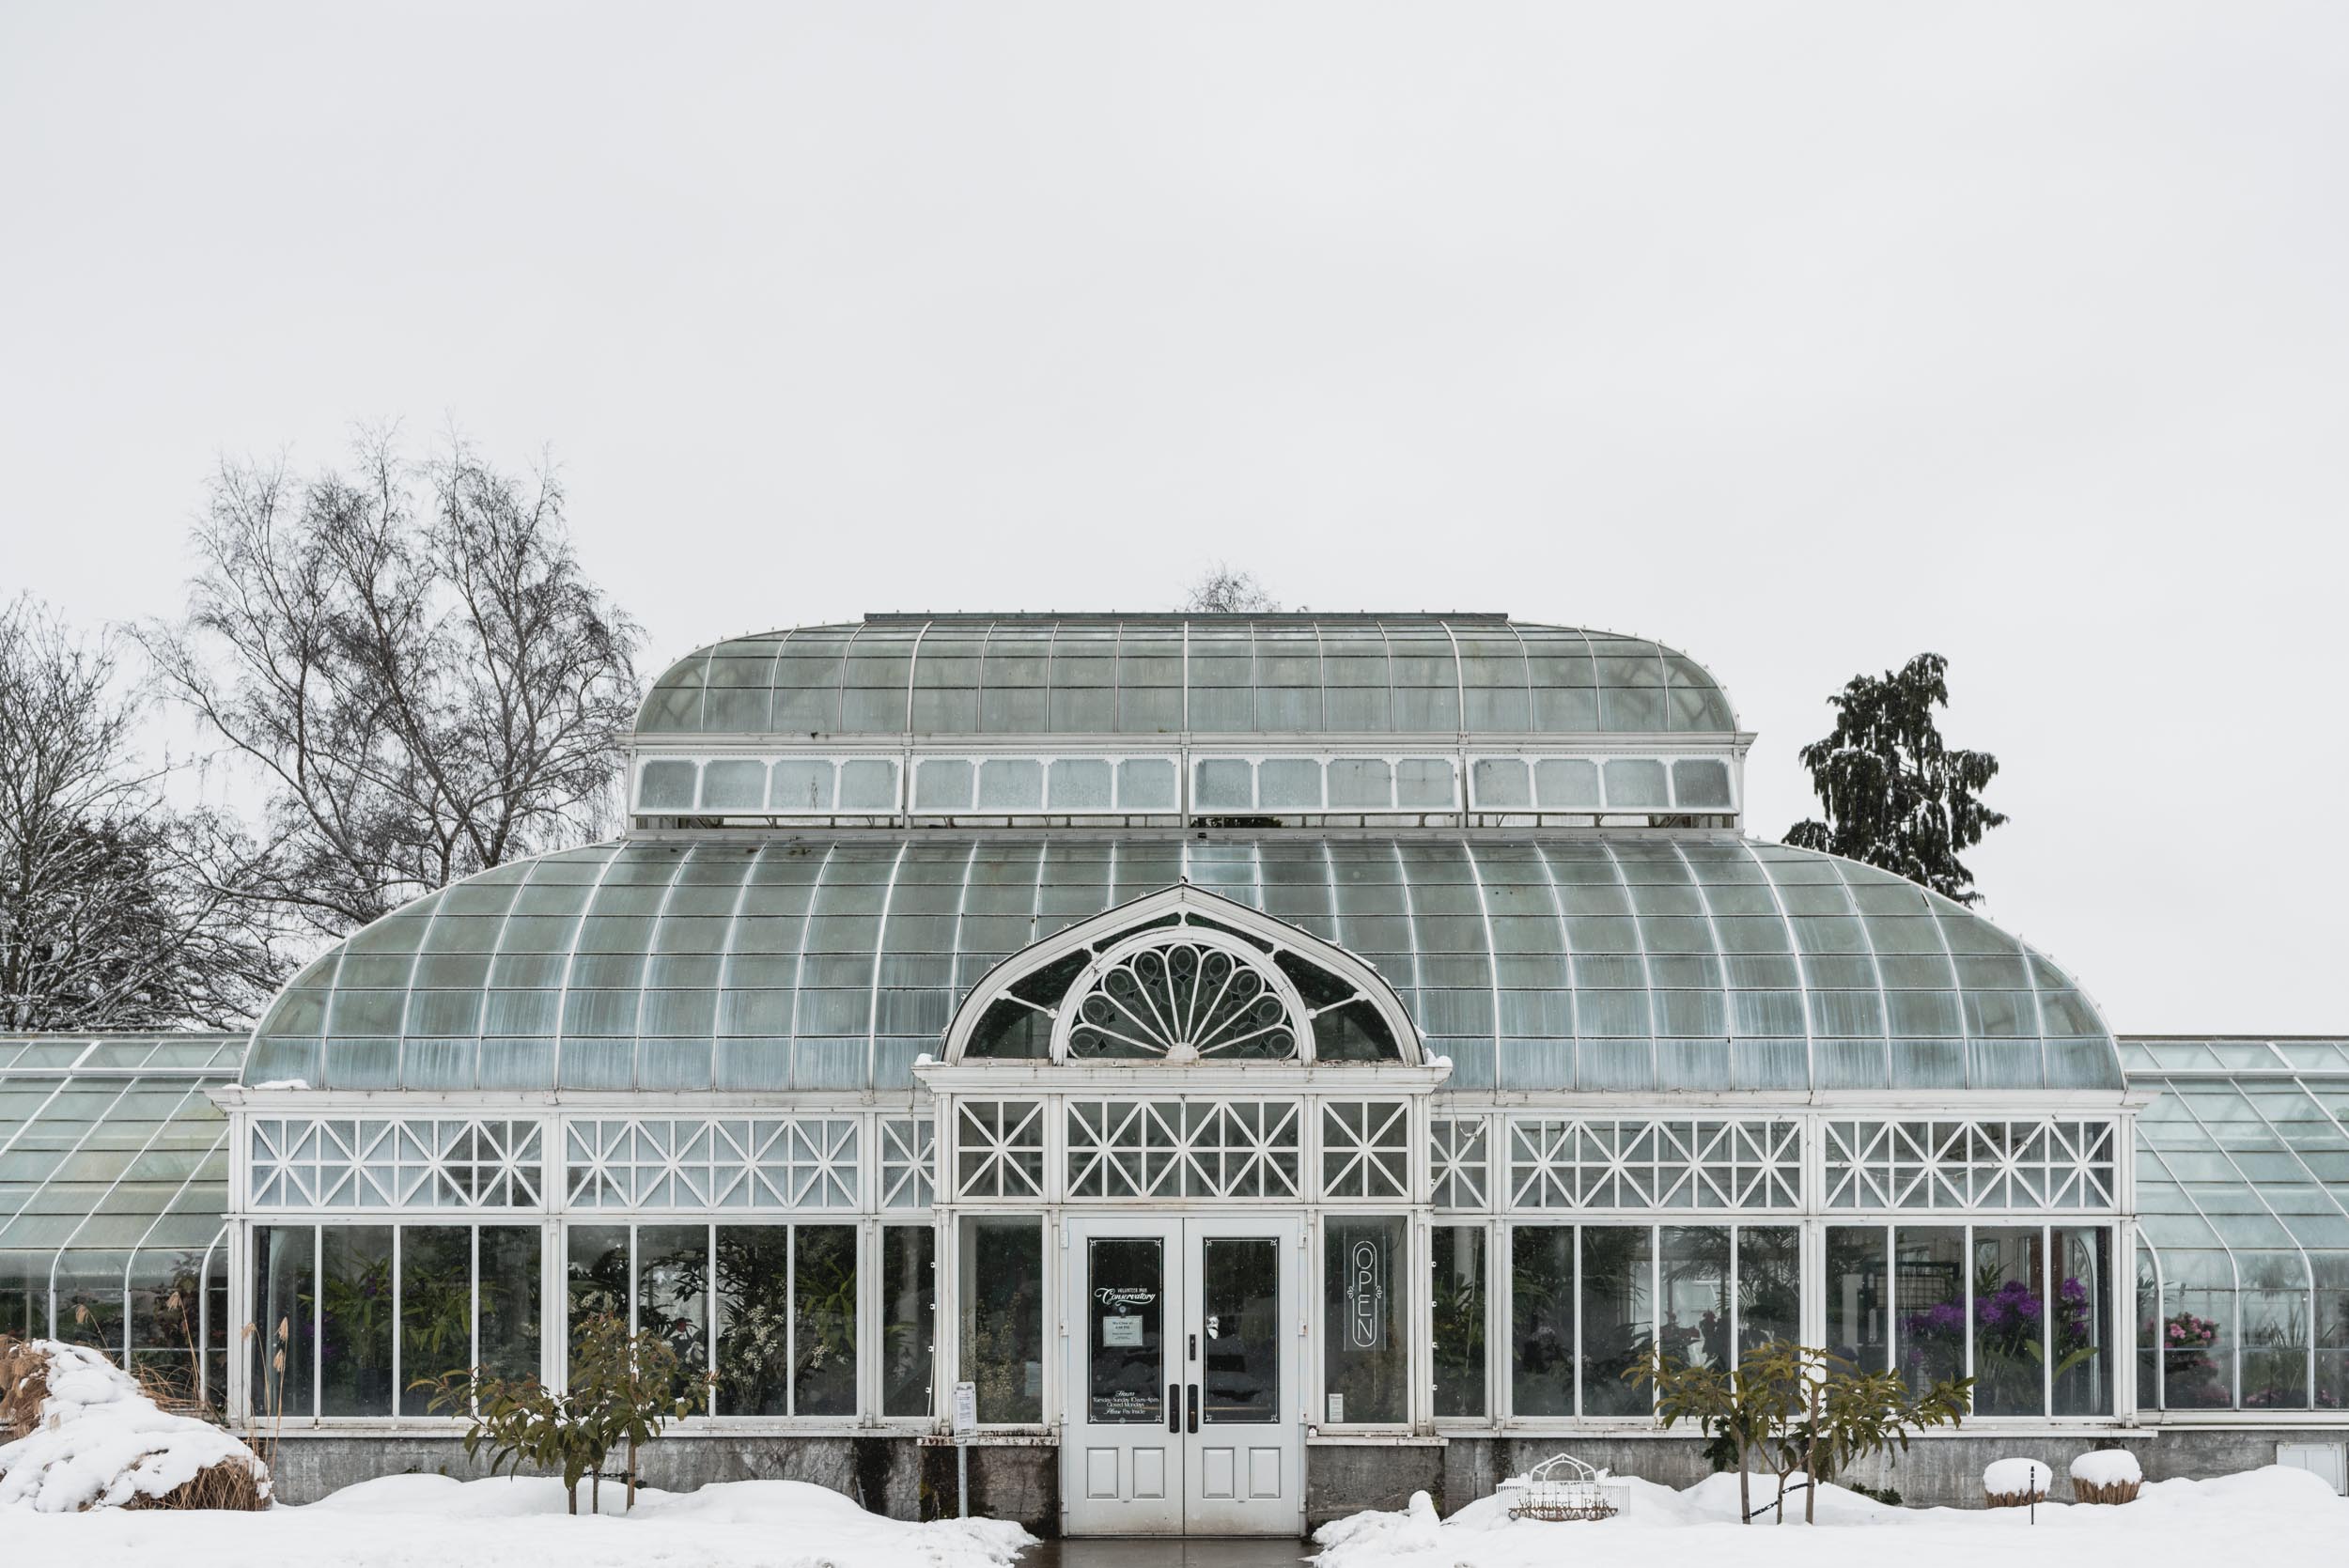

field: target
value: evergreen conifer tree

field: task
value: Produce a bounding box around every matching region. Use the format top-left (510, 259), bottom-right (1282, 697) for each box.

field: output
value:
top-left (1784, 653), bottom-right (2006, 905)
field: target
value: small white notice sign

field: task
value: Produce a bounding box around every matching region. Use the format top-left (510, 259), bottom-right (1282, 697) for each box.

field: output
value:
top-left (1102, 1314), bottom-right (1143, 1347)
top-left (1327, 1392), bottom-right (1345, 1424)
top-left (952, 1380), bottom-right (977, 1435)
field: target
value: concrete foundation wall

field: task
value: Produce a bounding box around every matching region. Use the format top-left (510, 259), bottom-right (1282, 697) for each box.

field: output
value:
top-left (266, 1426), bottom-right (2348, 1525)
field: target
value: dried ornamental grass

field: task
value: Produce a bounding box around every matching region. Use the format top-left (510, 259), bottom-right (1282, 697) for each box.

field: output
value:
top-left (2070, 1449), bottom-right (2144, 1504)
top-left (0, 1336), bottom-right (271, 1512)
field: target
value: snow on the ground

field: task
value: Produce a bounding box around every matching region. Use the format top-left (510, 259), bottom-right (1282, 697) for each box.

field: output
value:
top-left (1315, 1467), bottom-right (2349, 1568)
top-left (0, 1342), bottom-right (267, 1512)
top-left (5, 1471), bottom-right (1033, 1568)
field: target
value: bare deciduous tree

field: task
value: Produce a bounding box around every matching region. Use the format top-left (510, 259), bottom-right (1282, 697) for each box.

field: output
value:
top-left (138, 430), bottom-right (644, 938)
top-left (1178, 565), bottom-right (1285, 613)
top-left (0, 598), bottom-right (288, 1030)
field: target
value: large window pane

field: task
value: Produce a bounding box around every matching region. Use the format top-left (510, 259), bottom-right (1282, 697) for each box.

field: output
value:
top-left (638, 1224), bottom-right (709, 1411)
top-left (1511, 1226), bottom-right (1574, 1416)
top-left (2316, 1278), bottom-right (2349, 1413)
top-left (1579, 1226), bottom-right (1653, 1416)
top-left (1826, 1226), bottom-right (1890, 1374)
top-left (251, 1224), bottom-right (316, 1419)
top-left (959, 1217), bottom-right (1043, 1423)
top-left (1971, 1227), bottom-right (2046, 1416)
top-left (2164, 1278), bottom-right (2233, 1409)
top-left (1201, 1237), bottom-right (1281, 1424)
top-left (478, 1226), bottom-right (541, 1385)
top-left (1431, 1226), bottom-right (1486, 1419)
top-left (1324, 1215), bottom-right (1407, 1423)
top-left (1659, 1227), bottom-right (1729, 1370)
top-left (566, 1224), bottom-right (630, 1378)
top-left (1086, 1237), bottom-right (1166, 1425)
top-left (1892, 1227), bottom-right (1966, 1397)
top-left (882, 1226), bottom-right (935, 1418)
top-left (2053, 1226), bottom-right (2112, 1416)
top-left (398, 1226), bottom-right (472, 1415)
top-left (128, 1250), bottom-right (206, 1405)
top-left (319, 1226), bottom-right (394, 1415)
top-left (794, 1225), bottom-right (858, 1417)
top-left (1737, 1227), bottom-right (1801, 1354)
top-left (714, 1226), bottom-right (791, 1416)
top-left (2241, 1258), bottom-right (2310, 1411)
top-left (2136, 1247), bottom-right (2160, 1411)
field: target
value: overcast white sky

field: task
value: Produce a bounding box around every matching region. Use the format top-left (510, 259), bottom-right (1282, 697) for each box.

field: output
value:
top-left (3, 4), bottom-right (2344, 1032)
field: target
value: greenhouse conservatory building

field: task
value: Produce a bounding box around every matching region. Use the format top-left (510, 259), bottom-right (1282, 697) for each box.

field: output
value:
top-left (5, 613), bottom-right (2347, 1528)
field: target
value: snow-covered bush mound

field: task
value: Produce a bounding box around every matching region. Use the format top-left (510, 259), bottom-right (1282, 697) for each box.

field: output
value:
top-left (1982, 1457), bottom-right (2049, 1507)
top-left (2071, 1448), bottom-right (2143, 1503)
top-left (0, 1340), bottom-right (269, 1513)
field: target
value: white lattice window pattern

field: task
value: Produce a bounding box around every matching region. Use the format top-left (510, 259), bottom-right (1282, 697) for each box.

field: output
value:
top-left (955, 1100), bottom-right (1047, 1199)
top-left (249, 1117), bottom-right (542, 1209)
top-left (1506, 1118), bottom-right (1800, 1211)
top-left (1064, 1099), bottom-right (1302, 1200)
top-left (1823, 1119), bottom-right (2117, 1211)
top-left (1066, 932), bottom-right (1301, 1063)
top-left (563, 1117), bottom-right (858, 1209)
top-left (1321, 1100), bottom-right (1410, 1200)
top-left (879, 1115), bottom-right (935, 1209)
top-left (1431, 1116), bottom-right (1489, 1210)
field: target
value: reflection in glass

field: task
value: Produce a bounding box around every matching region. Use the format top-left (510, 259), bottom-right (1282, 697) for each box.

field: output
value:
top-left (2164, 1279), bottom-right (2232, 1409)
top-left (1892, 1227), bottom-right (1967, 1398)
top-left (1826, 1226), bottom-right (1890, 1374)
top-left (566, 1224), bottom-right (630, 1378)
top-left (1202, 1236), bottom-right (1280, 1423)
top-left (251, 1225), bottom-right (316, 1418)
top-left (1511, 1227), bottom-right (1574, 1417)
top-left (398, 1226), bottom-right (471, 1415)
top-left (1323, 1217), bottom-right (1405, 1423)
top-left (1579, 1226), bottom-right (1653, 1416)
top-left (478, 1226), bottom-right (541, 1385)
top-left (881, 1226), bottom-right (935, 1418)
top-left (1970, 1227), bottom-right (2046, 1416)
top-left (714, 1227), bottom-right (791, 1415)
top-left (1087, 1237), bottom-right (1165, 1425)
top-left (1431, 1227), bottom-right (1486, 1419)
top-left (638, 1223), bottom-right (709, 1410)
top-left (1738, 1227), bottom-right (1801, 1353)
top-left (1658, 1227), bottom-right (1729, 1369)
top-left (960, 1218), bottom-right (1043, 1423)
top-left (319, 1226), bottom-right (394, 1415)
top-left (2053, 1226), bottom-right (2111, 1416)
top-left (793, 1226), bottom-right (859, 1417)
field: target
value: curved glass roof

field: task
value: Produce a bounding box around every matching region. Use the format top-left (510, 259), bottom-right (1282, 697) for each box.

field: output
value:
top-left (0, 1035), bottom-right (238, 1344)
top-left (244, 835), bottom-right (2116, 1095)
top-left (635, 614), bottom-right (1738, 738)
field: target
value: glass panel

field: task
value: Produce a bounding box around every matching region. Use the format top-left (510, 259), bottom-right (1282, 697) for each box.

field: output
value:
top-left (1327, 757), bottom-right (1393, 809)
top-left (1257, 758), bottom-right (1322, 810)
top-left (2316, 1283), bottom-right (2349, 1413)
top-left (1395, 758), bottom-right (1455, 809)
top-left (2136, 1247), bottom-right (2160, 1411)
top-left (1194, 759), bottom-right (1252, 811)
top-left (477, 1226), bottom-right (540, 1385)
top-left (2164, 1279), bottom-right (2233, 1409)
top-left (1971, 1227), bottom-right (2046, 1416)
top-left (1579, 1226), bottom-right (1653, 1415)
top-left (793, 1225), bottom-right (858, 1417)
top-left (770, 759), bottom-right (835, 812)
top-left (1117, 757), bottom-right (1178, 810)
top-left (319, 1225), bottom-right (395, 1415)
top-left (1602, 758), bottom-right (1668, 809)
top-left (1202, 1235), bottom-right (1280, 1424)
top-left (978, 758), bottom-right (1043, 810)
top-left (1892, 1226), bottom-right (1966, 1397)
top-left (2053, 1226), bottom-right (2112, 1416)
top-left (566, 1223), bottom-right (630, 1377)
top-left (1534, 757), bottom-right (1600, 808)
top-left (915, 758), bottom-right (974, 811)
top-left (1672, 758), bottom-right (1734, 809)
top-left (251, 1224), bottom-right (316, 1419)
top-left (959, 1216), bottom-right (1043, 1423)
top-left (714, 1226), bottom-right (791, 1416)
top-left (882, 1225), bottom-right (936, 1419)
top-left (1431, 1226), bottom-right (1486, 1419)
top-left (640, 759), bottom-right (696, 810)
top-left (1511, 1226), bottom-right (1574, 1416)
top-left (398, 1225), bottom-right (472, 1416)
top-left (838, 758), bottom-right (898, 810)
top-left (1471, 757), bottom-right (1532, 809)
top-left (2242, 1275), bottom-right (2310, 1411)
top-left (639, 1223), bottom-right (709, 1411)
top-left (701, 759), bottom-right (767, 810)
top-left (1737, 1226), bottom-right (1801, 1354)
top-left (1048, 758), bottom-right (1112, 811)
top-left (1323, 1215), bottom-right (1406, 1423)
top-left (1658, 1226), bottom-right (1730, 1369)
top-left (1087, 1236), bottom-right (1166, 1424)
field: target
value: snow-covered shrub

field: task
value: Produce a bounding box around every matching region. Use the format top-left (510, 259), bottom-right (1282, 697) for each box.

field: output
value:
top-left (1982, 1457), bottom-right (2050, 1508)
top-left (0, 1338), bottom-right (269, 1512)
top-left (2069, 1448), bottom-right (2143, 1504)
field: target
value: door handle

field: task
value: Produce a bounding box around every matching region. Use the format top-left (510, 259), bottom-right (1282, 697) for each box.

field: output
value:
top-left (1187, 1382), bottom-right (1199, 1434)
top-left (1167, 1384), bottom-right (1179, 1434)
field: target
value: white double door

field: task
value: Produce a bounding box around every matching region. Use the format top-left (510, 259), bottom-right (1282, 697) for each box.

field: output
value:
top-left (1062, 1213), bottom-right (1303, 1536)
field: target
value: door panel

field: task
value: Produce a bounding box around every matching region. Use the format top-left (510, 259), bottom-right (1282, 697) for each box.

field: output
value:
top-left (1181, 1218), bottom-right (1303, 1536)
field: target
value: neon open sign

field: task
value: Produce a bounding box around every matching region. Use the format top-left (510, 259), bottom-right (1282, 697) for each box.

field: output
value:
top-left (1346, 1237), bottom-right (1385, 1350)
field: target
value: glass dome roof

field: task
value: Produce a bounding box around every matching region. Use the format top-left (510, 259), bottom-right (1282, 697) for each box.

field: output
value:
top-left (635, 615), bottom-right (1738, 738)
top-left (244, 834), bottom-right (2117, 1095)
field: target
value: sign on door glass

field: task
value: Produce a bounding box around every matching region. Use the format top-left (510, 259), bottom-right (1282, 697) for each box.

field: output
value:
top-left (1087, 1237), bottom-right (1164, 1424)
